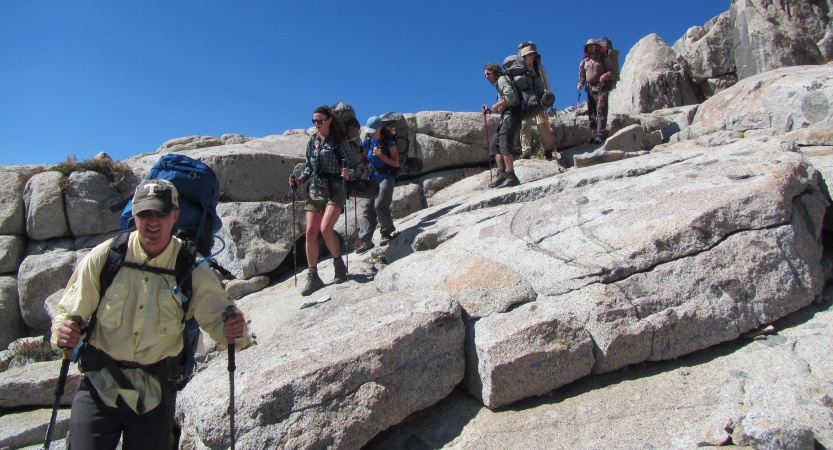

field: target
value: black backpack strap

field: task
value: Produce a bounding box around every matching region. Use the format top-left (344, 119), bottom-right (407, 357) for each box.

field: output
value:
top-left (86, 231), bottom-right (131, 346)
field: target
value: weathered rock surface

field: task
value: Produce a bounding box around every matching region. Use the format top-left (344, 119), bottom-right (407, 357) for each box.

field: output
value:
top-left (214, 201), bottom-right (304, 280)
top-left (675, 11), bottom-right (736, 89)
top-left (0, 171), bottom-right (25, 235)
top-left (156, 135), bottom-right (225, 153)
top-left (367, 297), bottom-right (833, 450)
top-left (17, 250), bottom-right (76, 330)
top-left (383, 139), bottom-right (825, 408)
top-left (23, 171), bottom-right (71, 241)
top-left (0, 408), bottom-right (70, 449)
top-left (732, 0), bottom-right (831, 80)
top-left (390, 183), bottom-right (425, 220)
top-left (224, 275), bottom-right (270, 299)
top-left (130, 134), bottom-right (309, 202)
top-left (0, 276), bottom-right (26, 349)
top-left (177, 288), bottom-right (465, 450)
top-left (0, 234), bottom-right (26, 274)
top-left (63, 171), bottom-right (131, 237)
top-left (419, 168), bottom-right (488, 200)
top-left (678, 65), bottom-right (833, 143)
top-left (609, 34), bottom-right (699, 115)
top-left (0, 359), bottom-right (81, 408)
top-left (600, 124), bottom-right (646, 152)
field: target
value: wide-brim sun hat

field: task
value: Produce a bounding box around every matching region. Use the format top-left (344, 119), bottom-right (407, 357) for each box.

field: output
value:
top-left (584, 38), bottom-right (598, 50)
top-left (520, 46), bottom-right (537, 58)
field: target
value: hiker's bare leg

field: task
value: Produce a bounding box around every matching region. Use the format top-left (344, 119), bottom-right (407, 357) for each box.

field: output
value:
top-left (320, 204), bottom-right (343, 259)
top-left (504, 153), bottom-right (514, 172)
top-left (305, 211), bottom-right (322, 269)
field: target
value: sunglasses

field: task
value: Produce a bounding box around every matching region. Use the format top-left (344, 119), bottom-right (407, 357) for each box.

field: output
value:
top-left (312, 118), bottom-right (328, 125)
top-left (136, 210), bottom-right (171, 219)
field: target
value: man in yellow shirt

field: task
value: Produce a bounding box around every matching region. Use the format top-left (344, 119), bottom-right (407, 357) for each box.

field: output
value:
top-left (52, 179), bottom-right (249, 449)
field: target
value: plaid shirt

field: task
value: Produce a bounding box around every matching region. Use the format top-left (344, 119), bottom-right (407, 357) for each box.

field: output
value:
top-left (299, 135), bottom-right (359, 183)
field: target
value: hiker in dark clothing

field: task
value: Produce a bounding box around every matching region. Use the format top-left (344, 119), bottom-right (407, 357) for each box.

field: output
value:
top-left (578, 38), bottom-right (616, 144)
top-left (52, 179), bottom-right (249, 449)
top-left (355, 116), bottom-right (399, 255)
top-left (290, 105), bottom-right (359, 296)
top-left (483, 61), bottom-right (521, 188)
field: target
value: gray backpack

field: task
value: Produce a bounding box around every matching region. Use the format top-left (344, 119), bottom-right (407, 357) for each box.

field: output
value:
top-left (378, 112), bottom-right (422, 175)
top-left (330, 102), bottom-right (364, 164)
top-left (502, 55), bottom-right (552, 118)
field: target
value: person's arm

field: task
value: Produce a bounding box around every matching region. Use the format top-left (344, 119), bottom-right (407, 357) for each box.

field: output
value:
top-left (600, 56), bottom-right (615, 84)
top-left (578, 59), bottom-right (586, 90)
top-left (50, 243), bottom-right (110, 349)
top-left (190, 263), bottom-right (251, 350)
top-left (338, 141), bottom-right (359, 180)
top-left (494, 77), bottom-right (516, 113)
top-left (297, 138), bottom-right (314, 183)
top-left (373, 142), bottom-right (399, 168)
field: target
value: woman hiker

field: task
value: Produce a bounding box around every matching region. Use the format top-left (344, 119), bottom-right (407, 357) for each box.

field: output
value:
top-left (355, 116), bottom-right (399, 254)
top-left (289, 105), bottom-right (359, 296)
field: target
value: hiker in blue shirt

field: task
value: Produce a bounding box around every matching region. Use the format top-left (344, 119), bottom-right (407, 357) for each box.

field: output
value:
top-left (290, 105), bottom-right (359, 296)
top-left (355, 116), bottom-right (399, 254)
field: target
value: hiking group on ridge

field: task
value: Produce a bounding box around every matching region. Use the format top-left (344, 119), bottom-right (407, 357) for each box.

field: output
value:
top-left (41, 36), bottom-right (619, 448)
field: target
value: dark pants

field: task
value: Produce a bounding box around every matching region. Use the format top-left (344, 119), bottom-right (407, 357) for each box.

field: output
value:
top-left (358, 177), bottom-right (395, 241)
top-left (68, 376), bottom-right (175, 450)
top-left (490, 110), bottom-right (521, 156)
top-left (587, 88), bottom-right (609, 139)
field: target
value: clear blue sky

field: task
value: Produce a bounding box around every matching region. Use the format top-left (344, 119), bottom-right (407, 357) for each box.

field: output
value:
top-left (1, 1), bottom-right (729, 166)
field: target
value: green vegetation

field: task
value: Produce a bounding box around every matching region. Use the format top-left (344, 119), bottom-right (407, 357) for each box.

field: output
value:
top-left (24, 154), bottom-right (135, 192)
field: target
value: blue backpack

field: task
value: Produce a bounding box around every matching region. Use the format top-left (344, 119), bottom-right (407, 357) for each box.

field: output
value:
top-left (119, 154), bottom-right (222, 256)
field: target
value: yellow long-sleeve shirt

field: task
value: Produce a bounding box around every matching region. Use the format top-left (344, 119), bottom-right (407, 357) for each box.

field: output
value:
top-left (51, 231), bottom-right (249, 413)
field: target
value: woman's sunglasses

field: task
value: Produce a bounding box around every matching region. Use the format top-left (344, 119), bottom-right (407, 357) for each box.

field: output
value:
top-left (312, 118), bottom-right (329, 125)
top-left (136, 210), bottom-right (171, 219)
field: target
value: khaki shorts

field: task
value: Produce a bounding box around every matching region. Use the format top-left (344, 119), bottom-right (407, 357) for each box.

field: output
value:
top-left (305, 186), bottom-right (346, 214)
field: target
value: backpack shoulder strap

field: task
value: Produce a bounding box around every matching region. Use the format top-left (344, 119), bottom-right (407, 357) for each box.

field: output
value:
top-left (174, 239), bottom-right (199, 310)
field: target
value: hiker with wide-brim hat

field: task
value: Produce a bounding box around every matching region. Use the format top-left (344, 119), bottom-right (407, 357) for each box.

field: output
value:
top-left (51, 179), bottom-right (250, 449)
top-left (578, 38), bottom-right (616, 144)
top-left (482, 61), bottom-right (522, 188)
top-left (289, 105), bottom-right (359, 296)
top-left (517, 42), bottom-right (557, 161)
top-left (355, 115), bottom-right (400, 255)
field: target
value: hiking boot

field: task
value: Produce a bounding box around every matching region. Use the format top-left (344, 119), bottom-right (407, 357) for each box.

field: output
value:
top-left (593, 137), bottom-right (605, 144)
top-left (544, 150), bottom-right (554, 161)
top-left (520, 151), bottom-right (532, 160)
top-left (380, 231), bottom-right (399, 246)
top-left (301, 269), bottom-right (324, 296)
top-left (496, 171), bottom-right (520, 188)
top-left (488, 169), bottom-right (506, 188)
top-left (333, 257), bottom-right (348, 284)
top-left (355, 240), bottom-right (375, 255)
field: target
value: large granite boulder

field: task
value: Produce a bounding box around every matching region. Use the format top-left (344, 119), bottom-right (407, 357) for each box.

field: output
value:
top-left (732, 0), bottom-right (832, 80)
top-left (0, 276), bottom-right (26, 349)
top-left (17, 249), bottom-right (76, 330)
top-left (23, 171), bottom-right (71, 241)
top-left (0, 234), bottom-right (26, 274)
top-left (383, 138), bottom-right (825, 409)
top-left (156, 135), bottom-right (224, 153)
top-left (0, 408), bottom-right (70, 449)
top-left (367, 295), bottom-right (833, 449)
top-left (0, 171), bottom-right (25, 235)
top-left (177, 288), bottom-right (464, 449)
top-left (128, 134), bottom-right (309, 202)
top-left (214, 201), bottom-right (305, 280)
top-left (677, 65), bottom-right (833, 143)
top-left (0, 359), bottom-right (81, 408)
top-left (609, 34), bottom-right (700, 115)
top-left (675, 11), bottom-right (737, 95)
top-left (63, 171), bottom-right (131, 237)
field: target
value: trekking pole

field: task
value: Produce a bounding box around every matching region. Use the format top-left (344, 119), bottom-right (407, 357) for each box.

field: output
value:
top-left (353, 197), bottom-right (359, 248)
top-left (341, 159), bottom-right (349, 274)
top-left (290, 174), bottom-right (298, 287)
top-left (222, 305), bottom-right (237, 450)
top-left (482, 110), bottom-right (493, 183)
top-left (572, 89), bottom-right (581, 136)
top-left (43, 315), bottom-right (82, 450)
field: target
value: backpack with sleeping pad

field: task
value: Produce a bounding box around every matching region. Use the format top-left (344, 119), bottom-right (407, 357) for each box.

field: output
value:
top-left (330, 102), bottom-right (364, 165)
top-left (597, 36), bottom-right (620, 90)
top-left (502, 55), bottom-right (554, 119)
top-left (377, 112), bottom-right (422, 175)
